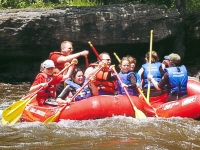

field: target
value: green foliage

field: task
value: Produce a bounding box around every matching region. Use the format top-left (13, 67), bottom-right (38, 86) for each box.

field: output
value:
top-left (186, 0), bottom-right (200, 13)
top-left (57, 0), bottom-right (103, 6)
top-left (0, 0), bottom-right (102, 9)
top-left (0, 0), bottom-right (200, 14)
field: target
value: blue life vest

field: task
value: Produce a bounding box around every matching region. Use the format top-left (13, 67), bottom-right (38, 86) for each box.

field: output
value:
top-left (65, 77), bottom-right (92, 101)
top-left (164, 65), bottom-right (188, 94)
top-left (142, 62), bottom-right (162, 88)
top-left (118, 71), bottom-right (140, 96)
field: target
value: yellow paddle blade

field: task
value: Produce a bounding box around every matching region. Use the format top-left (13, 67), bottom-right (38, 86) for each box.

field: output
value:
top-left (2, 98), bottom-right (31, 125)
top-left (43, 111), bottom-right (60, 124)
top-left (134, 106), bottom-right (147, 119)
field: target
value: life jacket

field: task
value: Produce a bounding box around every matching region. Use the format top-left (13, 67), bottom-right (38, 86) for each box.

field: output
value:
top-left (49, 51), bottom-right (65, 70)
top-left (142, 62), bottom-right (162, 88)
top-left (36, 73), bottom-right (56, 99)
top-left (93, 69), bottom-right (117, 95)
top-left (65, 77), bottom-right (92, 101)
top-left (33, 73), bottom-right (58, 106)
top-left (118, 71), bottom-right (139, 96)
top-left (164, 65), bottom-right (188, 94)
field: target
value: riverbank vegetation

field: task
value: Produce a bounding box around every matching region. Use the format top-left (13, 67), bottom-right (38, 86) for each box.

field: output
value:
top-left (0, 0), bottom-right (199, 14)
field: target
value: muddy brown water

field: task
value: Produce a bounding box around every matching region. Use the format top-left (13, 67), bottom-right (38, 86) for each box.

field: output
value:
top-left (0, 82), bottom-right (200, 150)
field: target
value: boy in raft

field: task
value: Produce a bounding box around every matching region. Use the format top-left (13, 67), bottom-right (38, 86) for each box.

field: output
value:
top-left (147, 53), bottom-right (188, 102)
top-left (56, 67), bottom-right (99, 104)
top-left (84, 52), bottom-right (118, 95)
top-left (138, 50), bottom-right (165, 97)
top-left (49, 40), bottom-right (89, 96)
top-left (117, 56), bottom-right (141, 96)
top-left (29, 59), bottom-right (75, 106)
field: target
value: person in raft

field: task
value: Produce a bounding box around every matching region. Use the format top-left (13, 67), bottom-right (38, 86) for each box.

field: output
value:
top-left (138, 50), bottom-right (166, 97)
top-left (84, 52), bottom-right (118, 95)
top-left (49, 41), bottom-right (89, 95)
top-left (126, 55), bottom-right (142, 87)
top-left (117, 56), bottom-right (141, 96)
top-left (56, 67), bottom-right (99, 104)
top-left (147, 53), bottom-right (188, 102)
top-left (29, 59), bottom-right (73, 106)
top-left (126, 55), bottom-right (137, 71)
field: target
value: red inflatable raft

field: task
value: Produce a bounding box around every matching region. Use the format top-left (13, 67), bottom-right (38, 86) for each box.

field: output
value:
top-left (20, 78), bottom-right (200, 122)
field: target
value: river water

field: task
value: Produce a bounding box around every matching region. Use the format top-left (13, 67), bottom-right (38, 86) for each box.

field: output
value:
top-left (0, 83), bottom-right (200, 150)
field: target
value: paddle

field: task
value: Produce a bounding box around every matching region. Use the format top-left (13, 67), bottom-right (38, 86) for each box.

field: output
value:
top-left (2, 59), bottom-right (78, 125)
top-left (113, 52), bottom-right (121, 63)
top-left (147, 30), bottom-right (153, 104)
top-left (2, 95), bottom-right (37, 125)
top-left (111, 66), bottom-right (146, 118)
top-left (44, 63), bottom-right (106, 123)
top-left (88, 41), bottom-right (102, 61)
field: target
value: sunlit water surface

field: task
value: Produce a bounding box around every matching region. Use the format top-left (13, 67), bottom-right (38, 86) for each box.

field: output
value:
top-left (0, 83), bottom-right (200, 150)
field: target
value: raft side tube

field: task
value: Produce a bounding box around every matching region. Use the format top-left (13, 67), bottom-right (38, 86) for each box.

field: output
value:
top-left (155, 94), bottom-right (200, 119)
top-left (187, 79), bottom-right (200, 96)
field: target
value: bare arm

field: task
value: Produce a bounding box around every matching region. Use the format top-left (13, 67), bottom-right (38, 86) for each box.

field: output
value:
top-left (84, 66), bottom-right (100, 79)
top-left (57, 50), bottom-right (89, 63)
top-left (62, 65), bottom-right (74, 81)
top-left (29, 83), bottom-right (48, 93)
top-left (90, 82), bottom-right (99, 96)
top-left (150, 78), bottom-right (161, 90)
top-left (138, 67), bottom-right (144, 80)
top-left (147, 74), bottom-right (162, 90)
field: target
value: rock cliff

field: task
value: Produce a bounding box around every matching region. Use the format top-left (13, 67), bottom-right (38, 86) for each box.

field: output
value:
top-left (0, 3), bottom-right (199, 82)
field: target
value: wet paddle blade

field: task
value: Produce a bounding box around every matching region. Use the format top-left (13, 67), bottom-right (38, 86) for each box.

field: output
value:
top-left (43, 111), bottom-right (60, 124)
top-left (2, 98), bottom-right (31, 125)
top-left (134, 106), bottom-right (147, 119)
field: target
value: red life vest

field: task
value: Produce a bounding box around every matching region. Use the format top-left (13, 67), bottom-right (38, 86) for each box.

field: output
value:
top-left (36, 73), bottom-right (57, 105)
top-left (49, 51), bottom-right (65, 71)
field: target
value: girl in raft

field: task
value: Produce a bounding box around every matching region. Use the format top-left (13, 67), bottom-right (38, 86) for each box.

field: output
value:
top-left (126, 55), bottom-right (137, 71)
top-left (56, 67), bottom-right (99, 104)
top-left (117, 56), bottom-right (141, 96)
top-left (29, 59), bottom-right (76, 106)
top-left (126, 55), bottom-right (142, 87)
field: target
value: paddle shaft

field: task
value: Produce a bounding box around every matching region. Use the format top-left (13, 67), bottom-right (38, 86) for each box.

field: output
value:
top-left (113, 52), bottom-right (121, 63)
top-left (147, 30), bottom-right (153, 101)
top-left (88, 41), bottom-right (102, 61)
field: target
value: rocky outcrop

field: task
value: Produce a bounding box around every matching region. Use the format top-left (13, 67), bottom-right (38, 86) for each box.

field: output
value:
top-left (0, 3), bottom-right (196, 82)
